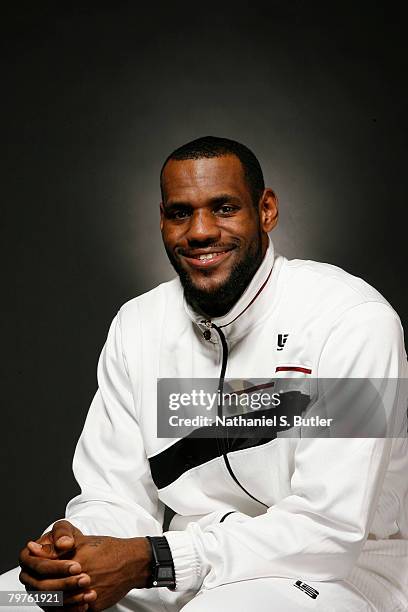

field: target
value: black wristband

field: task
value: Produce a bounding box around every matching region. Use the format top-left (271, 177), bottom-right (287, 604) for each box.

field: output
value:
top-left (146, 536), bottom-right (176, 590)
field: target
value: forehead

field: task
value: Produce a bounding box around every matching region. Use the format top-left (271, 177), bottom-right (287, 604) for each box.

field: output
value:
top-left (161, 155), bottom-right (249, 202)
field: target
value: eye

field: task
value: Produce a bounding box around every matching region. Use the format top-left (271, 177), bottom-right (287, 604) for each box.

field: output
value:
top-left (216, 204), bottom-right (237, 215)
top-left (174, 209), bottom-right (190, 219)
top-left (167, 208), bottom-right (191, 220)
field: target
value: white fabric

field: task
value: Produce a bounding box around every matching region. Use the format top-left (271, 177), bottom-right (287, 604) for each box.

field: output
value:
top-left (0, 567), bottom-right (171, 612)
top-left (3, 565), bottom-right (404, 611)
top-left (3, 238), bottom-right (408, 610)
top-left (178, 577), bottom-right (380, 612)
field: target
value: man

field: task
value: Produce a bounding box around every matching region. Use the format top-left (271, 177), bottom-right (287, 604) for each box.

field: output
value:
top-left (2, 136), bottom-right (407, 611)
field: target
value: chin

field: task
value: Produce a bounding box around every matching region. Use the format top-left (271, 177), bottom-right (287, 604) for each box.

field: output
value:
top-left (189, 274), bottom-right (229, 294)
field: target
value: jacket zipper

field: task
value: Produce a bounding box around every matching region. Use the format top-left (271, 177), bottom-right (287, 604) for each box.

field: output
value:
top-left (209, 322), bottom-right (268, 508)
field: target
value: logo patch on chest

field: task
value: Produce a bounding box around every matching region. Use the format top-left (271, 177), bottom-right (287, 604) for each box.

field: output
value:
top-left (277, 333), bottom-right (289, 351)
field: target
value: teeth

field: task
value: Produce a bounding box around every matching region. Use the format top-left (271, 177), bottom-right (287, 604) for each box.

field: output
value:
top-left (197, 252), bottom-right (225, 260)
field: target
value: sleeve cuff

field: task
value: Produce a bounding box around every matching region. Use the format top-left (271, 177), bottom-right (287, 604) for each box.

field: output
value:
top-left (163, 530), bottom-right (202, 591)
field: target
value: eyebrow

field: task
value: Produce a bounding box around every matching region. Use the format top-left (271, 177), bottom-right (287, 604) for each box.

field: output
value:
top-left (164, 194), bottom-right (241, 208)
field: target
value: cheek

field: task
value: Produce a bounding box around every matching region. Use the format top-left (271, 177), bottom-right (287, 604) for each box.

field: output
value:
top-left (221, 216), bottom-right (259, 239)
top-left (161, 225), bottom-right (177, 245)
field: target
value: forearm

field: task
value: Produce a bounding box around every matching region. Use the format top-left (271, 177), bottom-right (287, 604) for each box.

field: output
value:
top-left (118, 537), bottom-right (153, 589)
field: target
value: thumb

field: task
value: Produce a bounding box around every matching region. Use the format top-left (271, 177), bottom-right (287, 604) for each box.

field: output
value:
top-left (27, 532), bottom-right (58, 558)
top-left (51, 520), bottom-right (79, 551)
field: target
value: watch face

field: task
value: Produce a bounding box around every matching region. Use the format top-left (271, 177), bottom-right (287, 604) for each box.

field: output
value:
top-left (158, 567), bottom-right (174, 579)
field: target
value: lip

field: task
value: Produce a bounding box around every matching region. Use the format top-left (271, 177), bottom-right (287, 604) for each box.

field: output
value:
top-left (180, 247), bottom-right (236, 269)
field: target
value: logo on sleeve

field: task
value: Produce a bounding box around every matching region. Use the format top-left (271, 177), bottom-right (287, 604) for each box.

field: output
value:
top-left (277, 333), bottom-right (289, 351)
top-left (294, 580), bottom-right (319, 599)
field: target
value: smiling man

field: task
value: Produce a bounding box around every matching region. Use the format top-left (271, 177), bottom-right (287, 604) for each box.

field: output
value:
top-left (160, 151), bottom-right (276, 318)
top-left (3, 137), bottom-right (408, 612)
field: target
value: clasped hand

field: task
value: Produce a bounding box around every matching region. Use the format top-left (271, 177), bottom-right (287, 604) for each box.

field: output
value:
top-left (19, 520), bottom-right (152, 612)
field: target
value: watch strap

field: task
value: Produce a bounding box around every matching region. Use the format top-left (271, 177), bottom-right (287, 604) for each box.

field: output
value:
top-left (146, 536), bottom-right (176, 589)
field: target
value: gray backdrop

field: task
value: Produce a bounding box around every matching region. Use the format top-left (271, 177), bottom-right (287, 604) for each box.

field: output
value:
top-left (2, 2), bottom-right (407, 571)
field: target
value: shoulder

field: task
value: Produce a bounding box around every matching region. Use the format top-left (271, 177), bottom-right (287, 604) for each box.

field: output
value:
top-left (108, 277), bottom-right (186, 364)
top-left (278, 256), bottom-right (398, 323)
top-left (284, 257), bottom-right (389, 303)
top-left (117, 277), bottom-right (183, 326)
top-left (275, 257), bottom-right (406, 376)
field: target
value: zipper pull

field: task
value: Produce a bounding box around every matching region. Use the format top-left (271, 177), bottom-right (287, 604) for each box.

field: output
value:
top-left (202, 319), bottom-right (212, 341)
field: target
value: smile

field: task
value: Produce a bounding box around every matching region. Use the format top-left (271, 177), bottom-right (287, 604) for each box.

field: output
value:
top-left (181, 249), bottom-right (235, 269)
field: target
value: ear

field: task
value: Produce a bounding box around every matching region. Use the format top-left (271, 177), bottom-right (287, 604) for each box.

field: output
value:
top-left (259, 189), bottom-right (278, 232)
top-left (159, 202), bottom-right (164, 231)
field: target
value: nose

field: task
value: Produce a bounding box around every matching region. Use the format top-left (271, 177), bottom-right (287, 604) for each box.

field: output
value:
top-left (186, 209), bottom-right (221, 244)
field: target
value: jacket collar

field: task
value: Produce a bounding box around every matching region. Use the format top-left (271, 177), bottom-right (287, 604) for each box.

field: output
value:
top-left (183, 236), bottom-right (278, 342)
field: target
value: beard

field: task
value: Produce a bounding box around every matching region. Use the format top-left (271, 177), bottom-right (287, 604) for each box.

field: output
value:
top-left (164, 230), bottom-right (264, 318)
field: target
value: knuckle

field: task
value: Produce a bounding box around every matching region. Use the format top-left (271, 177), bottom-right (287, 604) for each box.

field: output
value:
top-left (52, 522), bottom-right (64, 535)
top-left (54, 519), bottom-right (70, 532)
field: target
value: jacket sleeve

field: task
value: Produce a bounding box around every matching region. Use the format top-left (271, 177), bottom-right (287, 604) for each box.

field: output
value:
top-left (164, 301), bottom-right (408, 591)
top-left (53, 312), bottom-right (163, 538)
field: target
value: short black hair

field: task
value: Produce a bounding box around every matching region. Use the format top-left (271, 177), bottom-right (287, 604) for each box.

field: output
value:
top-left (160, 136), bottom-right (265, 206)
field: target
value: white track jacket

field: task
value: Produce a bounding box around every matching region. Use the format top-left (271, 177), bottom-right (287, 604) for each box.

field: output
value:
top-left (63, 239), bottom-right (408, 610)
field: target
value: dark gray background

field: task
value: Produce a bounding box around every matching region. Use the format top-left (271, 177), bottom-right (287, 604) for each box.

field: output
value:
top-left (2, 2), bottom-right (407, 571)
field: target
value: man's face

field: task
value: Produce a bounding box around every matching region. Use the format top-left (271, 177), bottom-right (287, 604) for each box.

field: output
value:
top-left (160, 155), bottom-right (268, 317)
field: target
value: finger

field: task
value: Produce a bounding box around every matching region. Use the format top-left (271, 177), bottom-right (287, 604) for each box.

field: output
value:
top-left (27, 541), bottom-right (58, 559)
top-left (19, 546), bottom-right (58, 569)
top-left (19, 551), bottom-right (82, 577)
top-left (27, 541), bottom-right (43, 554)
top-left (24, 557), bottom-right (83, 577)
top-left (20, 532), bottom-right (59, 564)
top-left (19, 571), bottom-right (91, 593)
top-left (62, 589), bottom-right (97, 606)
top-left (34, 531), bottom-right (54, 547)
top-left (51, 520), bottom-right (77, 551)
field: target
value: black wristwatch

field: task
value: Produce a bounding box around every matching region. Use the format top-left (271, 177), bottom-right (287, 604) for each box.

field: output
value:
top-left (145, 536), bottom-right (176, 589)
